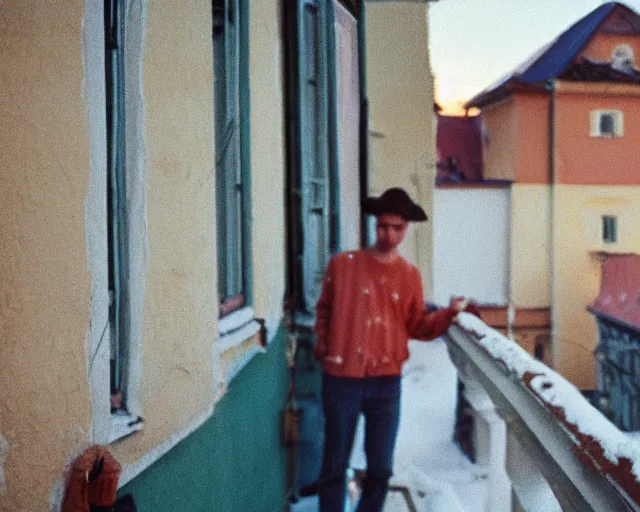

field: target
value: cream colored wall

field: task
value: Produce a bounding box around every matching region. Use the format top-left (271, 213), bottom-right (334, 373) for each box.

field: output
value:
top-left (481, 98), bottom-right (517, 182)
top-left (365, 1), bottom-right (435, 294)
top-left (111, 0), bottom-right (288, 484)
top-left (248, 0), bottom-right (286, 327)
top-left (0, 2), bottom-right (93, 510)
top-left (509, 185), bottom-right (552, 308)
top-left (552, 185), bottom-right (640, 390)
top-left (109, 0), bottom-right (218, 469)
top-left (0, 1), bottom-right (281, 509)
top-left (433, 187), bottom-right (510, 306)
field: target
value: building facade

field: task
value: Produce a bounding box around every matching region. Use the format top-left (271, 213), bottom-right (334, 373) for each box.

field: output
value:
top-left (464, 2), bottom-right (640, 390)
top-left (0, 1), bottom-right (436, 510)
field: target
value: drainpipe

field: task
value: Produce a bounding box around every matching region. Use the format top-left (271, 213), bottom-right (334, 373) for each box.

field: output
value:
top-left (545, 79), bottom-right (557, 366)
top-left (546, 80), bottom-right (556, 186)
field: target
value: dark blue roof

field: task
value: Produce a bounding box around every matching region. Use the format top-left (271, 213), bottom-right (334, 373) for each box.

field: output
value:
top-left (518, 3), bottom-right (617, 84)
top-left (466, 2), bottom-right (634, 108)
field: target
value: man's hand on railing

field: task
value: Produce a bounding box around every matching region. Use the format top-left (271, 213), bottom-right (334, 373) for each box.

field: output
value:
top-left (450, 297), bottom-right (481, 318)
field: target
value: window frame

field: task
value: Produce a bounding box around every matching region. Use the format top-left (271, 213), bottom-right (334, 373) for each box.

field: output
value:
top-left (213, 0), bottom-right (253, 318)
top-left (105, 0), bottom-right (130, 416)
top-left (101, 0), bottom-right (144, 443)
top-left (590, 110), bottom-right (624, 138)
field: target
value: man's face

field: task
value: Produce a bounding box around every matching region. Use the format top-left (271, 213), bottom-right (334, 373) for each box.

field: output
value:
top-left (375, 213), bottom-right (408, 253)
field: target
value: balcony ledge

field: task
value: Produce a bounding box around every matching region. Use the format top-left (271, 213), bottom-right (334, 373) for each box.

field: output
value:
top-left (447, 313), bottom-right (640, 511)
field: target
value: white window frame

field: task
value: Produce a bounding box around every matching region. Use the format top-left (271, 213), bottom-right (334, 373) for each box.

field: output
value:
top-left (590, 110), bottom-right (624, 138)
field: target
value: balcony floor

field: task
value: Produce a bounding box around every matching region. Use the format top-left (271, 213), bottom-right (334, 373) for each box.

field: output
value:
top-left (292, 340), bottom-right (489, 512)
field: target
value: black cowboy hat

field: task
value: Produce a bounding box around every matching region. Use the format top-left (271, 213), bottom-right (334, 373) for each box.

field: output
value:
top-left (362, 187), bottom-right (428, 222)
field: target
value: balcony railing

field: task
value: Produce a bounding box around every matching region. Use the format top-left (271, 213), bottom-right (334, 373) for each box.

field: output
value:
top-left (445, 313), bottom-right (640, 512)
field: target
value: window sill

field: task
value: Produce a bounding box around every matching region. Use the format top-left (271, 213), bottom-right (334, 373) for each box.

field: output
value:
top-left (217, 306), bottom-right (264, 383)
top-left (219, 306), bottom-right (255, 336)
top-left (218, 318), bottom-right (262, 353)
top-left (108, 411), bottom-right (144, 444)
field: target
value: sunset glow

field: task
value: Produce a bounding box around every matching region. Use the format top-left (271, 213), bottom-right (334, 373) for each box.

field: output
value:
top-left (435, 77), bottom-right (481, 116)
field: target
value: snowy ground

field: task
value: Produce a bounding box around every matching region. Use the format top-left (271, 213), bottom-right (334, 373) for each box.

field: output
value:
top-left (292, 339), bottom-right (489, 512)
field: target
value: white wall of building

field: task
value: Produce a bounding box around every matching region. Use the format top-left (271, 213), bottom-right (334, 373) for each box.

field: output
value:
top-left (432, 187), bottom-right (510, 306)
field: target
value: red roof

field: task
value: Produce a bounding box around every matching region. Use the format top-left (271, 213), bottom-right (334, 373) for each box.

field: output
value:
top-left (590, 254), bottom-right (640, 330)
top-left (436, 114), bottom-right (483, 183)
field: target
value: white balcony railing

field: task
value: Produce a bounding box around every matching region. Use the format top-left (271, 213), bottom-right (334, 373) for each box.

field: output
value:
top-left (446, 313), bottom-right (640, 512)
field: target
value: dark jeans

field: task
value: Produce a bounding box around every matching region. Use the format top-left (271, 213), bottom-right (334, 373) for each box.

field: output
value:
top-left (319, 373), bottom-right (401, 512)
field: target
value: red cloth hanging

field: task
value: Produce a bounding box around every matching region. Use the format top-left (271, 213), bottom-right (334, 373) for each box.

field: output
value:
top-left (62, 446), bottom-right (121, 512)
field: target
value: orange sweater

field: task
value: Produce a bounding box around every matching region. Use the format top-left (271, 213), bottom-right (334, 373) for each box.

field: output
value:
top-left (314, 250), bottom-right (457, 378)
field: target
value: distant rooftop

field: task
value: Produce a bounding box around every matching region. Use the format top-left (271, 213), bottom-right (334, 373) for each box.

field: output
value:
top-left (466, 2), bottom-right (640, 109)
top-left (590, 254), bottom-right (640, 333)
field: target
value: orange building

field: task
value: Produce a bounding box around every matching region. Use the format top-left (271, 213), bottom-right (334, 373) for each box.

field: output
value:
top-left (465, 2), bottom-right (640, 390)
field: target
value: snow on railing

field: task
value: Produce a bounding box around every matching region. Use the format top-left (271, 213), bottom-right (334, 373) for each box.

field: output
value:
top-left (455, 312), bottom-right (640, 505)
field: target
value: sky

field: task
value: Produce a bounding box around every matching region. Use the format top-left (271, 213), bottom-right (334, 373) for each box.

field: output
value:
top-left (429, 0), bottom-right (640, 114)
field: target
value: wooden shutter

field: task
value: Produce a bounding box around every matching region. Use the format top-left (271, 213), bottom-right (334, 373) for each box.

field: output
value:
top-left (298, 0), bottom-right (331, 313)
top-left (334, 0), bottom-right (360, 251)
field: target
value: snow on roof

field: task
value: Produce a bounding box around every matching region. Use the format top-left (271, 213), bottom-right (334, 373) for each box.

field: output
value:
top-left (455, 312), bottom-right (640, 501)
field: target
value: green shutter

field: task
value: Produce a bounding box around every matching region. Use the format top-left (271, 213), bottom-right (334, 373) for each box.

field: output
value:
top-left (298, 0), bottom-right (331, 313)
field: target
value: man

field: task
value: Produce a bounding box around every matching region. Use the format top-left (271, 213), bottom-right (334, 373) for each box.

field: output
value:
top-left (314, 187), bottom-right (473, 512)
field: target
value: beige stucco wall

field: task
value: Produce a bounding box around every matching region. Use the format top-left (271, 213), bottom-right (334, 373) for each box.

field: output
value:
top-left (0, 0), bottom-right (282, 509)
top-left (102, 0), bottom-right (289, 488)
top-left (108, 0), bottom-right (218, 469)
top-left (0, 2), bottom-right (94, 510)
top-left (481, 98), bottom-right (517, 182)
top-left (552, 185), bottom-right (640, 389)
top-left (249, 0), bottom-right (286, 324)
top-left (509, 185), bottom-right (552, 308)
top-left (365, 1), bottom-right (435, 294)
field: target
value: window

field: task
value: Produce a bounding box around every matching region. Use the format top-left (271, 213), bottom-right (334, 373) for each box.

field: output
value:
top-left (213, 0), bottom-right (251, 317)
top-left (105, 0), bottom-right (130, 413)
top-left (603, 215), bottom-right (617, 244)
top-left (590, 110), bottom-right (624, 138)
